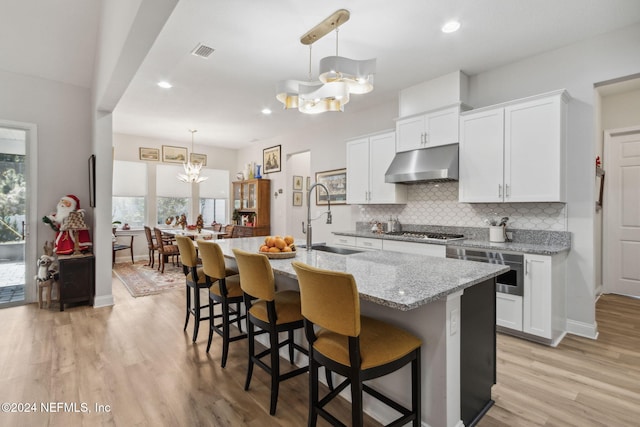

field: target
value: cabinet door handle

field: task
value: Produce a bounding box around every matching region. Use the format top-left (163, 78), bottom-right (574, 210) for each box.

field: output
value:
top-left (525, 260), bottom-right (529, 275)
top-left (505, 184), bottom-right (510, 198)
top-left (363, 241), bottom-right (372, 246)
top-left (424, 132), bottom-right (429, 145)
top-left (498, 184), bottom-right (503, 198)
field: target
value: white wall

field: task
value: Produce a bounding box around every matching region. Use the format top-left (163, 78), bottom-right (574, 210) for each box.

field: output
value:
top-left (92, 0), bottom-right (177, 306)
top-left (286, 151), bottom-right (310, 242)
top-left (237, 101), bottom-right (398, 243)
top-left (0, 69), bottom-right (92, 304)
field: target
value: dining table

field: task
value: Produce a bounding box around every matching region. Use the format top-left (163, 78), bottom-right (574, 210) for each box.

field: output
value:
top-left (161, 228), bottom-right (225, 240)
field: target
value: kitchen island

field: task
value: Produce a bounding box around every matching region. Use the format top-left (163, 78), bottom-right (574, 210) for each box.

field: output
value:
top-left (213, 236), bottom-right (508, 427)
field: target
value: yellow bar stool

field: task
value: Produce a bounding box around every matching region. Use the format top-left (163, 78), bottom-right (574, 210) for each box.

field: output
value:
top-left (232, 249), bottom-right (309, 415)
top-left (197, 240), bottom-right (247, 368)
top-left (176, 235), bottom-right (216, 343)
top-left (292, 261), bottom-right (422, 427)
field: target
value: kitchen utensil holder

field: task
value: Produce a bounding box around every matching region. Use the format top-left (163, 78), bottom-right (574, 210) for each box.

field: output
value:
top-left (489, 225), bottom-right (505, 243)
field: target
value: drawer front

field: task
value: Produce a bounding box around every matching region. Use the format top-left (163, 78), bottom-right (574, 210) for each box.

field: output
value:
top-left (356, 237), bottom-right (383, 250)
top-left (333, 235), bottom-right (357, 247)
top-left (382, 240), bottom-right (445, 257)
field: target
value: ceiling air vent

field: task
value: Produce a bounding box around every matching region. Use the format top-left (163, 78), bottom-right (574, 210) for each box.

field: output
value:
top-left (191, 43), bottom-right (215, 59)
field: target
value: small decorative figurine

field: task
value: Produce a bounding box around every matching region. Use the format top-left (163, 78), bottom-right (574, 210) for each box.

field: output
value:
top-left (196, 214), bottom-right (204, 233)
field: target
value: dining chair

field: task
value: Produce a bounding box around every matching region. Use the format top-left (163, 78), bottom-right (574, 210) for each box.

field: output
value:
top-left (219, 224), bottom-right (234, 239)
top-left (212, 223), bottom-right (222, 232)
top-left (153, 227), bottom-right (180, 273)
top-left (292, 261), bottom-right (422, 427)
top-left (232, 248), bottom-right (308, 415)
top-left (198, 240), bottom-right (247, 367)
top-left (143, 226), bottom-right (157, 268)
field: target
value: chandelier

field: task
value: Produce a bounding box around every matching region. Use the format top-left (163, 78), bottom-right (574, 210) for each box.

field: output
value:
top-left (177, 129), bottom-right (208, 183)
top-left (276, 9), bottom-right (375, 114)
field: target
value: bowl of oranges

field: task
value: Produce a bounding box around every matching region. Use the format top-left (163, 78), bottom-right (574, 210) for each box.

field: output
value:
top-left (259, 235), bottom-right (297, 259)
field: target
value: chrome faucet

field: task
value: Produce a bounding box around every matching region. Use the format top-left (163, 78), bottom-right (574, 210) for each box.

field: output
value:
top-left (302, 183), bottom-right (332, 251)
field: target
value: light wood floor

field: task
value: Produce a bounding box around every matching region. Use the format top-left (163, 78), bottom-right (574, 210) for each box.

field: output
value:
top-left (0, 276), bottom-right (639, 426)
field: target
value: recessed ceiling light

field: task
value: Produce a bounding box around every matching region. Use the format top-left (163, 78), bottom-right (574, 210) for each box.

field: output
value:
top-left (261, 108), bottom-right (272, 115)
top-left (157, 81), bottom-right (173, 89)
top-left (441, 21), bottom-right (461, 33)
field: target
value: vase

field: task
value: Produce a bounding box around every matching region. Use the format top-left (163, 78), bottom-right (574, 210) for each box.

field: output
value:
top-left (255, 164), bottom-right (262, 179)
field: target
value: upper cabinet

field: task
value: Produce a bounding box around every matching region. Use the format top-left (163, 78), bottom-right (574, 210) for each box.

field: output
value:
top-left (395, 105), bottom-right (465, 152)
top-left (346, 131), bottom-right (407, 204)
top-left (232, 178), bottom-right (271, 235)
top-left (459, 90), bottom-right (569, 203)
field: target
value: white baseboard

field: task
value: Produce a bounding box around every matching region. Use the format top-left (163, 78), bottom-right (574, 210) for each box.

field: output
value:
top-left (93, 294), bottom-right (114, 308)
top-left (566, 319), bottom-right (599, 340)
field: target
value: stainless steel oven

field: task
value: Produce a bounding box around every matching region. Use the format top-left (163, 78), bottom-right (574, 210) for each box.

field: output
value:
top-left (446, 247), bottom-right (523, 296)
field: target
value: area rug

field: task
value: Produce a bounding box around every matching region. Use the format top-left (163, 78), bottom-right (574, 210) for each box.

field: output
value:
top-left (112, 261), bottom-right (184, 297)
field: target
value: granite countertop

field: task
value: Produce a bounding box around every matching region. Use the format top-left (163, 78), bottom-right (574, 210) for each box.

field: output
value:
top-left (212, 236), bottom-right (508, 311)
top-left (333, 230), bottom-right (570, 255)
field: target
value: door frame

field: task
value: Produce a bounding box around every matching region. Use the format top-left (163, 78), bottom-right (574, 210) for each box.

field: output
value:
top-left (0, 119), bottom-right (38, 304)
top-left (603, 125), bottom-right (640, 296)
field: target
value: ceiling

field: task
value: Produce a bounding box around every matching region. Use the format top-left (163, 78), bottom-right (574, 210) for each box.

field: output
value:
top-left (2, 1), bottom-right (640, 149)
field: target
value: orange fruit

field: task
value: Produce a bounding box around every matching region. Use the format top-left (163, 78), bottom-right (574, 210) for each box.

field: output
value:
top-left (259, 245), bottom-right (269, 252)
top-left (282, 246), bottom-right (292, 252)
top-left (264, 236), bottom-right (270, 245)
top-left (266, 237), bottom-right (276, 247)
top-left (274, 238), bottom-right (287, 249)
top-left (284, 235), bottom-right (294, 245)
top-left (268, 246), bottom-right (281, 253)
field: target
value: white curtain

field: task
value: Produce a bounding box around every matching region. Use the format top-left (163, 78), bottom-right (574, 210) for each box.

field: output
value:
top-left (156, 164), bottom-right (189, 197)
top-left (113, 160), bottom-right (147, 196)
top-left (199, 169), bottom-right (229, 198)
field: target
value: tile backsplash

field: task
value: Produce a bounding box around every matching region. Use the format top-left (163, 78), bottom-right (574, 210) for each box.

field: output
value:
top-left (357, 182), bottom-right (567, 231)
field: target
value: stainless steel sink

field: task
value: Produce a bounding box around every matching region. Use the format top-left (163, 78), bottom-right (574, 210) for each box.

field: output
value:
top-left (301, 244), bottom-right (363, 255)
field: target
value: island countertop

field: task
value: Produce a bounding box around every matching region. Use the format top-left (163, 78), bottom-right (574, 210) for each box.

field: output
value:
top-left (212, 236), bottom-right (508, 311)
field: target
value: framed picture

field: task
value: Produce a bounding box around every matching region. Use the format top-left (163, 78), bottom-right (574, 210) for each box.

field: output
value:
top-left (88, 154), bottom-right (96, 208)
top-left (315, 168), bottom-right (347, 205)
top-left (190, 153), bottom-right (207, 166)
top-left (162, 145), bottom-right (187, 163)
top-left (263, 145), bottom-right (281, 174)
top-left (293, 191), bottom-right (303, 206)
top-left (139, 147), bottom-right (159, 161)
top-left (293, 175), bottom-right (303, 190)
top-left (306, 176), bottom-right (311, 191)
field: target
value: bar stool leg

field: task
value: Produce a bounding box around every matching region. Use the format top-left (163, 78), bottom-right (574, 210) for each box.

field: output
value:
top-left (269, 327), bottom-right (280, 415)
top-left (244, 321), bottom-right (255, 391)
top-left (184, 286), bottom-right (191, 332)
top-left (193, 286), bottom-right (201, 342)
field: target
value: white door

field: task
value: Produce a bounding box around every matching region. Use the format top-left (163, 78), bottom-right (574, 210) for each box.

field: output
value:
top-left (458, 108), bottom-right (505, 202)
top-left (604, 126), bottom-right (640, 297)
top-left (346, 137), bottom-right (370, 204)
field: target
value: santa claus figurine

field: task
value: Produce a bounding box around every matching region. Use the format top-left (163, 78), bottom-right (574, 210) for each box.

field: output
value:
top-left (43, 195), bottom-right (93, 255)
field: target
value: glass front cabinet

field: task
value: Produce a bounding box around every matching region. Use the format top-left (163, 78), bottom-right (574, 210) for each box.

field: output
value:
top-left (231, 178), bottom-right (270, 236)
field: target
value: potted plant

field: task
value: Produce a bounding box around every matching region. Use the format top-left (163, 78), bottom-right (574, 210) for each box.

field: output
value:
top-left (232, 209), bottom-right (241, 225)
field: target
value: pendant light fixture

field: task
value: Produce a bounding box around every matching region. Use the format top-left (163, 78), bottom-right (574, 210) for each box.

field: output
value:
top-left (275, 9), bottom-right (374, 114)
top-left (318, 27), bottom-right (376, 94)
top-left (177, 129), bottom-right (208, 183)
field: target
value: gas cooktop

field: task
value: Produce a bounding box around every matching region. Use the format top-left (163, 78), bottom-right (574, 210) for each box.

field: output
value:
top-left (385, 231), bottom-right (465, 242)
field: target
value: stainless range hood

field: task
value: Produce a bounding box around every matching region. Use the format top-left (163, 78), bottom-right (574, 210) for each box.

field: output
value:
top-left (385, 143), bottom-right (459, 183)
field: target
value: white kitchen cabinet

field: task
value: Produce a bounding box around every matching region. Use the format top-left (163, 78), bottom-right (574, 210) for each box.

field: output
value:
top-left (346, 131), bottom-right (407, 204)
top-left (395, 105), bottom-right (462, 152)
top-left (522, 254), bottom-right (553, 339)
top-left (356, 237), bottom-right (383, 250)
top-left (496, 293), bottom-right (523, 331)
top-left (522, 253), bottom-right (567, 346)
top-left (382, 240), bottom-right (445, 257)
top-left (459, 90), bottom-right (568, 203)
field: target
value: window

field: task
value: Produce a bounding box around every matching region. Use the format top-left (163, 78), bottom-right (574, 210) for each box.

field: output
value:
top-left (157, 164), bottom-right (190, 225)
top-left (200, 198), bottom-right (226, 225)
top-left (199, 169), bottom-right (229, 225)
top-left (112, 161), bottom-right (146, 227)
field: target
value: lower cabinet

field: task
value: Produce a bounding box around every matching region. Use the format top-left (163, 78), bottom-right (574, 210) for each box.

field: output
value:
top-left (58, 254), bottom-right (95, 312)
top-left (496, 293), bottom-right (523, 331)
top-left (496, 252), bottom-right (567, 346)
